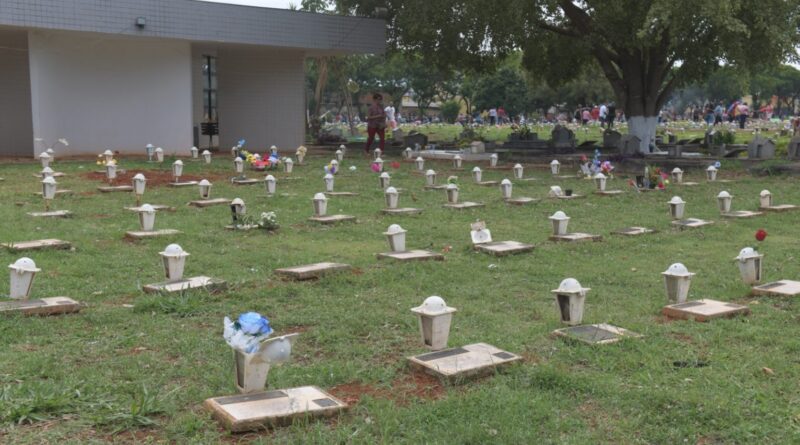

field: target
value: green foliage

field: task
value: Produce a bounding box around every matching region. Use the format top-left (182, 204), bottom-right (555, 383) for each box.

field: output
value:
top-left (440, 100), bottom-right (461, 123)
top-left (712, 130), bottom-right (737, 145)
top-left (0, 384), bottom-right (83, 425)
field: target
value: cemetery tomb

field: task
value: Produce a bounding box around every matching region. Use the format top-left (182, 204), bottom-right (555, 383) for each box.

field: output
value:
top-left (204, 386), bottom-right (348, 433)
top-left (381, 207), bottom-right (423, 215)
top-left (504, 197), bottom-right (538, 205)
top-left (125, 229), bottom-right (182, 240)
top-left (232, 178), bottom-right (263, 185)
top-left (671, 218), bottom-right (714, 229)
top-left (33, 190), bottom-right (73, 197)
top-left (549, 233), bottom-right (603, 243)
top-left (377, 250), bottom-right (445, 262)
top-left (443, 201), bottom-right (485, 210)
top-left (28, 210), bottom-right (73, 218)
top-left (324, 192), bottom-right (360, 197)
top-left (143, 276), bottom-right (227, 294)
top-left (411, 296), bottom-right (456, 350)
top-left (475, 241), bottom-right (535, 257)
top-left (168, 180), bottom-right (199, 187)
top-left (308, 214), bottom-right (357, 224)
top-left (662, 299), bottom-right (750, 322)
top-left (721, 210), bottom-right (763, 219)
top-left (2, 239), bottom-right (71, 252)
top-left (125, 205), bottom-right (175, 212)
top-left (274, 262), bottom-right (352, 281)
top-left (751, 280), bottom-right (800, 297)
top-left (611, 227), bottom-right (656, 236)
top-left (407, 343), bottom-right (521, 381)
top-left (97, 185), bottom-right (135, 193)
top-left (0, 297), bottom-right (82, 316)
top-left (552, 323), bottom-right (642, 345)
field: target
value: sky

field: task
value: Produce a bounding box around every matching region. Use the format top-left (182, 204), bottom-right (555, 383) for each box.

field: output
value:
top-left (199, 0), bottom-right (295, 8)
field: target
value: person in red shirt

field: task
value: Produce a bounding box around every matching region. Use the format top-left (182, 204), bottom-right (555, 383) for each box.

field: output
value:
top-left (591, 105), bottom-right (600, 122)
top-left (364, 93), bottom-right (387, 154)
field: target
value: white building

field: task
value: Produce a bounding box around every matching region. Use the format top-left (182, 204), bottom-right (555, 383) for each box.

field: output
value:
top-left (0, 0), bottom-right (384, 156)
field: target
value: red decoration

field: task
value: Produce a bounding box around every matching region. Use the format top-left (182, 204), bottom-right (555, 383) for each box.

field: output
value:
top-left (755, 229), bottom-right (767, 241)
top-left (391, 161), bottom-right (401, 169)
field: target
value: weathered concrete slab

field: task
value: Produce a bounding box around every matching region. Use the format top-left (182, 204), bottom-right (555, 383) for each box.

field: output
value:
top-left (662, 299), bottom-right (750, 322)
top-left (142, 276), bottom-right (227, 294)
top-left (408, 343), bottom-right (521, 381)
top-left (274, 262), bottom-right (351, 281)
top-left (2, 239), bottom-right (71, 252)
top-left (0, 297), bottom-right (81, 316)
top-left (125, 229), bottom-right (182, 239)
top-left (377, 250), bottom-right (444, 262)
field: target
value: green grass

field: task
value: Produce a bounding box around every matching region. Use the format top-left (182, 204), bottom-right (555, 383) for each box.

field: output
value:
top-left (1, 151), bottom-right (800, 444)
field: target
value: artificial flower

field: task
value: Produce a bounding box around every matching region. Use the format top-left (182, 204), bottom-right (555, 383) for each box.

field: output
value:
top-left (755, 229), bottom-right (767, 241)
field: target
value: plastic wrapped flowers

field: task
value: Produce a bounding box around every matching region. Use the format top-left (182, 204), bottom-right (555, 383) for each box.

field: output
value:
top-left (223, 312), bottom-right (274, 353)
top-left (324, 162), bottom-right (338, 175)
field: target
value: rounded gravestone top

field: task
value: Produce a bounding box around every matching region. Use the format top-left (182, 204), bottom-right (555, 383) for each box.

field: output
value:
top-left (330, 160), bottom-right (339, 165)
top-left (313, 192), bottom-right (327, 200)
top-left (514, 163), bottom-right (522, 168)
top-left (501, 179), bottom-right (512, 185)
top-left (102, 149), bottom-right (113, 156)
top-left (285, 157), bottom-right (293, 163)
top-left (669, 196), bottom-right (685, 204)
top-left (446, 183), bottom-right (458, 190)
top-left (549, 210), bottom-right (569, 220)
top-left (9, 257), bottom-right (40, 273)
top-left (490, 153), bottom-right (498, 158)
top-left (671, 167), bottom-right (682, 173)
top-left (415, 296), bottom-right (453, 315)
top-left (140, 204), bottom-right (155, 213)
top-left (426, 169), bottom-right (436, 175)
top-left (551, 159), bottom-right (560, 165)
top-left (760, 189), bottom-right (771, 197)
top-left (155, 147), bottom-right (163, 152)
top-left (375, 157), bottom-right (383, 162)
top-left (146, 143), bottom-right (154, 148)
top-left (231, 198), bottom-right (244, 206)
top-left (339, 145), bottom-right (346, 150)
top-left (162, 244), bottom-right (186, 256)
top-left (39, 152), bottom-right (51, 159)
top-left (173, 160), bottom-right (183, 165)
top-left (415, 156), bottom-right (424, 162)
top-left (265, 175), bottom-right (275, 181)
top-left (454, 154), bottom-right (462, 159)
top-left (324, 173), bottom-right (334, 180)
top-left (199, 179), bottom-right (211, 187)
top-left (133, 173), bottom-right (146, 181)
top-left (202, 150), bottom-right (210, 155)
top-left (707, 165), bottom-right (717, 171)
top-left (472, 166), bottom-right (482, 172)
top-left (385, 224), bottom-right (406, 235)
top-left (717, 191), bottom-right (731, 198)
top-left (736, 247), bottom-right (759, 260)
top-left (380, 172), bottom-right (390, 179)
top-left (594, 173), bottom-right (606, 179)
top-left (556, 278), bottom-right (583, 293)
top-left (42, 176), bottom-right (57, 185)
top-left (385, 186), bottom-right (398, 194)
top-left (664, 263), bottom-right (692, 277)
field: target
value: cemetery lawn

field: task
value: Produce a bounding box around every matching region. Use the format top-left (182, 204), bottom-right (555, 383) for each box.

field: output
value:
top-left (2, 154), bottom-right (800, 444)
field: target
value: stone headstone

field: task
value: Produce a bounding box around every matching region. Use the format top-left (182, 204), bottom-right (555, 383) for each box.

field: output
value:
top-left (550, 125), bottom-right (575, 152)
top-left (602, 130), bottom-right (621, 149)
top-left (747, 135), bottom-right (776, 159)
top-left (619, 134), bottom-right (641, 155)
top-left (787, 137), bottom-right (800, 160)
top-left (404, 132), bottom-right (428, 149)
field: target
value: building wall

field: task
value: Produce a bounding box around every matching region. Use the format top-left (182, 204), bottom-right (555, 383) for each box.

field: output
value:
top-left (0, 29), bottom-right (33, 156)
top-left (217, 46), bottom-right (305, 152)
top-left (0, 0), bottom-right (385, 55)
top-left (28, 30), bottom-right (193, 155)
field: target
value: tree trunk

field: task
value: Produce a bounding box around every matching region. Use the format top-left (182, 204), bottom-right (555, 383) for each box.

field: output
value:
top-left (627, 116), bottom-right (658, 153)
top-left (313, 58), bottom-right (329, 119)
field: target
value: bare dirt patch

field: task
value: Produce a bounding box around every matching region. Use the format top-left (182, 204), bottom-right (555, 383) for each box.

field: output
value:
top-left (82, 169), bottom-right (225, 188)
top-left (329, 371), bottom-right (445, 407)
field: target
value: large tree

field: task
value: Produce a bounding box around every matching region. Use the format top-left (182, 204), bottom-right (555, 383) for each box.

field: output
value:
top-left (339, 0), bottom-right (800, 152)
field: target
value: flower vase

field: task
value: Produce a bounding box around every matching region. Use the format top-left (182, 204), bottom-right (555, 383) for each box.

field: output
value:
top-left (234, 349), bottom-right (271, 393)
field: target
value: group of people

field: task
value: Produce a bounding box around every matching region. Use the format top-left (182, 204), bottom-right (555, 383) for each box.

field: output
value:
top-left (572, 103), bottom-right (618, 128)
top-left (675, 102), bottom-right (751, 129)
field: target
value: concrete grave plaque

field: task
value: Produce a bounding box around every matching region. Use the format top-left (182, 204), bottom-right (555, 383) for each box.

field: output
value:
top-left (168, 181), bottom-right (199, 187)
top-left (33, 190), bottom-right (73, 197)
top-left (125, 205), bottom-right (175, 212)
top-left (721, 210), bottom-right (762, 218)
top-left (377, 249), bottom-right (444, 262)
top-left (611, 227), bottom-right (655, 236)
top-left (408, 343), bottom-right (521, 381)
top-left (595, 190), bottom-right (623, 196)
top-left (188, 198), bottom-right (231, 208)
top-left (504, 197), bottom-right (538, 205)
top-left (476, 181), bottom-right (500, 187)
top-left (97, 185), bottom-right (134, 193)
top-left (324, 192), bottom-right (360, 197)
top-left (677, 181), bottom-right (699, 186)
top-left (27, 210), bottom-right (72, 218)
top-left (549, 233), bottom-right (602, 243)
top-left (204, 386), bottom-right (347, 432)
top-left (274, 262), bottom-right (351, 281)
top-left (751, 280), bottom-right (800, 297)
top-left (662, 299), bottom-right (750, 322)
top-left (0, 297), bottom-right (81, 316)
top-left (759, 204), bottom-right (798, 212)
top-left (2, 239), bottom-right (71, 252)
top-left (125, 229), bottom-right (182, 240)
top-left (442, 202), bottom-right (485, 210)
top-left (232, 178), bottom-right (263, 185)
top-left (381, 207), bottom-right (423, 215)
top-left (475, 241), bottom-right (534, 257)
top-left (308, 215), bottom-right (356, 224)
top-left (553, 323), bottom-right (641, 345)
top-left (142, 276), bottom-right (227, 294)
top-left (671, 218), bottom-right (714, 229)
top-left (424, 184), bottom-right (448, 190)
top-left (552, 194), bottom-right (584, 200)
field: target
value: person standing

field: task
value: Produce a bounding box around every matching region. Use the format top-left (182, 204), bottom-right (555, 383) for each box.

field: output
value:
top-left (489, 108), bottom-right (498, 125)
top-left (714, 102), bottom-right (724, 125)
top-left (364, 93), bottom-right (387, 155)
top-left (737, 102), bottom-right (749, 129)
top-left (599, 102), bottom-right (608, 128)
top-left (606, 102), bottom-right (616, 129)
top-left (384, 102), bottom-right (397, 130)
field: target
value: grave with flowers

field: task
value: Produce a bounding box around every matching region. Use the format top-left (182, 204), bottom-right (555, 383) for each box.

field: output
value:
top-left (470, 221), bottom-right (534, 256)
top-left (142, 244), bottom-right (227, 293)
top-left (1, 257), bottom-right (81, 316)
top-left (550, 278), bottom-right (641, 345)
top-left (205, 312), bottom-right (346, 432)
top-left (407, 296), bottom-right (521, 381)
top-left (377, 224), bottom-right (444, 262)
top-left (660, 263), bottom-right (750, 322)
